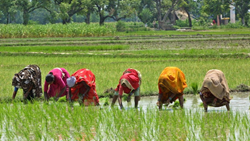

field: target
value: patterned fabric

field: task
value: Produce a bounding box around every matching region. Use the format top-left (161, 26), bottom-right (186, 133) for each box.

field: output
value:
top-left (44, 68), bottom-right (70, 98)
top-left (70, 69), bottom-right (99, 105)
top-left (158, 67), bottom-right (187, 102)
top-left (200, 91), bottom-right (229, 106)
top-left (12, 65), bottom-right (42, 97)
top-left (115, 68), bottom-right (141, 95)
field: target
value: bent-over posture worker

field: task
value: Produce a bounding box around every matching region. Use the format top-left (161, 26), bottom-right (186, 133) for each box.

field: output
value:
top-left (200, 69), bottom-right (231, 112)
top-left (12, 65), bottom-right (42, 103)
top-left (157, 67), bottom-right (187, 109)
top-left (44, 68), bottom-right (70, 101)
top-left (111, 68), bottom-right (142, 109)
top-left (67, 68), bottom-right (100, 106)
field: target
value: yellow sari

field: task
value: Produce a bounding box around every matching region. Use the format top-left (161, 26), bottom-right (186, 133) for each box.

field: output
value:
top-left (158, 67), bottom-right (187, 102)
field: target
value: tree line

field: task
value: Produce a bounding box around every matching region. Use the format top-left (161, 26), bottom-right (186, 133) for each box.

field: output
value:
top-left (0, 0), bottom-right (249, 28)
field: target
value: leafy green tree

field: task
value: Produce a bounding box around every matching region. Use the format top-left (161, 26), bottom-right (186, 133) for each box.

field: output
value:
top-left (92, 0), bottom-right (109, 25)
top-left (51, 0), bottom-right (90, 24)
top-left (178, 0), bottom-right (198, 27)
top-left (111, 0), bottom-right (140, 21)
top-left (0, 0), bottom-right (17, 24)
top-left (139, 8), bottom-right (153, 24)
top-left (15, 0), bottom-right (51, 25)
top-left (94, 0), bottom-right (140, 25)
top-left (137, 0), bottom-right (156, 23)
top-left (30, 8), bottom-right (51, 24)
top-left (90, 12), bottom-right (100, 22)
top-left (189, 0), bottom-right (203, 19)
top-left (202, 0), bottom-right (231, 25)
top-left (155, 0), bottom-right (180, 29)
top-left (234, 0), bottom-right (250, 26)
top-left (84, 1), bottom-right (96, 24)
top-left (42, 1), bottom-right (60, 24)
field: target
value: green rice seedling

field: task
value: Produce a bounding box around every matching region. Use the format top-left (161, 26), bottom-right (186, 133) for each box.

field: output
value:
top-left (57, 96), bottom-right (67, 102)
top-left (191, 82), bottom-right (198, 95)
top-left (122, 94), bottom-right (129, 101)
top-left (2, 104), bottom-right (249, 140)
top-left (99, 97), bottom-right (110, 106)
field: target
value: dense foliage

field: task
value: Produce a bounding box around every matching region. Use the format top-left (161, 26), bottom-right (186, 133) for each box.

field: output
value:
top-left (0, 0), bottom-right (249, 27)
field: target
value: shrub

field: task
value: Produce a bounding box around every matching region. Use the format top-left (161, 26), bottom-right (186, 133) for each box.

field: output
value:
top-left (116, 21), bottom-right (126, 32)
top-left (224, 21), bottom-right (244, 28)
top-left (28, 20), bottom-right (39, 25)
top-left (176, 19), bottom-right (189, 27)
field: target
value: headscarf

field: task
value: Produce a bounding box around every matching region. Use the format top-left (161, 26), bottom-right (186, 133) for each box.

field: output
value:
top-left (200, 69), bottom-right (230, 101)
top-left (158, 67), bottom-right (187, 94)
top-left (67, 76), bottom-right (76, 87)
top-left (120, 78), bottom-right (133, 90)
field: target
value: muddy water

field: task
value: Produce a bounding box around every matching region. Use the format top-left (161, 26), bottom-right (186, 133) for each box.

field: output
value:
top-left (115, 92), bottom-right (249, 112)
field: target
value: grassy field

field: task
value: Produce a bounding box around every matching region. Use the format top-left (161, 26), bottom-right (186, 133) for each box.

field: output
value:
top-left (1, 29), bottom-right (250, 99)
top-left (0, 28), bottom-right (249, 140)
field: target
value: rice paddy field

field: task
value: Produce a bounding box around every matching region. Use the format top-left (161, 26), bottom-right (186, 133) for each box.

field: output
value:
top-left (0, 24), bottom-right (249, 140)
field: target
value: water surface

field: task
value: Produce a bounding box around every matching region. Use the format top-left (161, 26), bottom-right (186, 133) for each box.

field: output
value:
top-left (113, 92), bottom-right (249, 113)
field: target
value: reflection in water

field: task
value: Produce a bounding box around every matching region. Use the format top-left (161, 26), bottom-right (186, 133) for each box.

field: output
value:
top-left (110, 92), bottom-right (249, 113)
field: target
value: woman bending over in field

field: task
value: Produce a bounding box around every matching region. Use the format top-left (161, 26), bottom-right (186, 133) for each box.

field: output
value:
top-left (66, 68), bottom-right (100, 106)
top-left (199, 69), bottom-right (231, 112)
top-left (12, 65), bottom-right (42, 103)
top-left (157, 67), bottom-right (187, 110)
top-left (111, 68), bottom-right (142, 109)
top-left (44, 68), bottom-right (70, 101)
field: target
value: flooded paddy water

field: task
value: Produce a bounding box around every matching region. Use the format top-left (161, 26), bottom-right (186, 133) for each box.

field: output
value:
top-left (118, 92), bottom-right (249, 113)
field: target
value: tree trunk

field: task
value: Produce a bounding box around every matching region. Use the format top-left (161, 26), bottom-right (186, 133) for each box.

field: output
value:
top-left (85, 12), bottom-right (90, 24)
top-left (62, 18), bottom-right (71, 24)
top-left (157, 0), bottom-right (179, 29)
top-left (241, 17), bottom-right (245, 25)
top-left (99, 16), bottom-right (105, 26)
top-left (171, 11), bottom-right (176, 24)
top-left (162, 0), bottom-right (179, 22)
top-left (155, 0), bottom-right (162, 29)
top-left (186, 10), bottom-right (192, 27)
top-left (23, 9), bottom-right (29, 25)
top-left (217, 15), bottom-right (220, 26)
top-left (7, 13), bottom-right (10, 24)
top-left (162, 7), bottom-right (175, 23)
top-left (99, 12), bottom-right (106, 26)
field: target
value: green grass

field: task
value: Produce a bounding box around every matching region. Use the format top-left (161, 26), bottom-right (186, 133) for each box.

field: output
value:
top-left (0, 45), bottom-right (129, 52)
top-left (1, 54), bottom-right (250, 99)
top-left (0, 103), bottom-right (248, 140)
top-left (1, 32), bottom-right (250, 100)
top-left (115, 28), bottom-right (250, 36)
top-left (0, 29), bottom-right (250, 140)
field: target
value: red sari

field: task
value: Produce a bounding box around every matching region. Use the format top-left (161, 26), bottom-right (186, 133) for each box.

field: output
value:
top-left (70, 69), bottom-right (99, 105)
top-left (115, 68), bottom-right (141, 95)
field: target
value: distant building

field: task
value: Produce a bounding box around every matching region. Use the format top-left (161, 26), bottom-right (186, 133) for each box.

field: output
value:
top-left (230, 4), bottom-right (235, 23)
